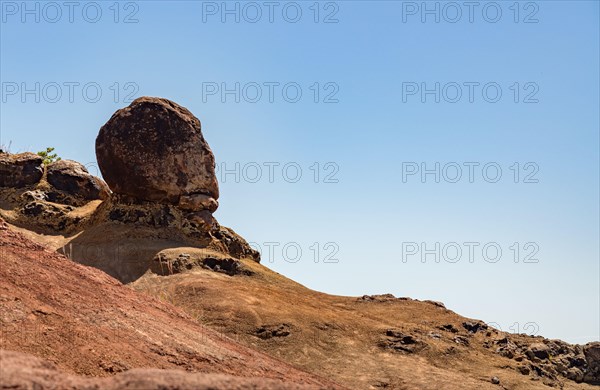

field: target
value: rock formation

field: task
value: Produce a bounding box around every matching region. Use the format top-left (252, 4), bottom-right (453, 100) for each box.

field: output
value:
top-left (88, 97), bottom-right (259, 280)
top-left (46, 159), bottom-right (110, 204)
top-left (584, 342), bottom-right (600, 384)
top-left (0, 99), bottom-right (598, 389)
top-left (0, 152), bottom-right (44, 187)
top-left (0, 151), bottom-right (110, 232)
top-left (0, 97), bottom-right (259, 284)
top-left (96, 97), bottom-right (219, 212)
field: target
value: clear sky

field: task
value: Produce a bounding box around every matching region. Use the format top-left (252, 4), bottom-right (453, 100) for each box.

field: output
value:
top-left (1, 0), bottom-right (598, 344)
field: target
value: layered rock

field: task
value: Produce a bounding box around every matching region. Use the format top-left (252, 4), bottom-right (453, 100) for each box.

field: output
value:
top-left (2, 97), bottom-right (260, 283)
top-left (46, 159), bottom-right (110, 205)
top-left (79, 194), bottom-right (259, 282)
top-left (96, 97), bottom-right (219, 212)
top-left (488, 335), bottom-right (600, 385)
top-left (0, 152), bottom-right (44, 188)
top-left (584, 342), bottom-right (600, 384)
top-left (87, 97), bottom-right (260, 274)
top-left (0, 152), bottom-right (110, 233)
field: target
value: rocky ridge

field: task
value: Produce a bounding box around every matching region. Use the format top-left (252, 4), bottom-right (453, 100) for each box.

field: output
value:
top-left (0, 223), bottom-right (338, 389)
top-left (0, 97), bottom-right (259, 283)
top-left (0, 97), bottom-right (598, 389)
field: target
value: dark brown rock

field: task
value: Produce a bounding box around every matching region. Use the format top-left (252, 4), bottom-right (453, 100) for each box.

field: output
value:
top-left (454, 335), bottom-right (470, 346)
top-left (462, 321), bottom-right (488, 334)
top-left (178, 193), bottom-right (218, 212)
top-left (380, 329), bottom-right (426, 353)
top-left (517, 365), bottom-right (530, 375)
top-left (96, 97), bottom-right (219, 210)
top-left (439, 324), bottom-right (459, 333)
top-left (424, 300), bottom-right (445, 308)
top-left (188, 210), bottom-right (217, 231)
top-left (584, 342), bottom-right (600, 384)
top-left (211, 225), bottom-right (261, 262)
top-left (567, 367), bottom-right (584, 383)
top-left (357, 294), bottom-right (406, 303)
top-left (386, 329), bottom-right (417, 344)
top-left (152, 250), bottom-right (253, 277)
top-left (528, 343), bottom-right (551, 360)
top-left (0, 152), bottom-right (43, 188)
top-left (47, 159), bottom-right (110, 202)
top-left (256, 324), bottom-right (292, 339)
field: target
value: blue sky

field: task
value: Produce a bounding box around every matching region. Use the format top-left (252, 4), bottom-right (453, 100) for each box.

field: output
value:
top-left (1, 1), bottom-right (598, 344)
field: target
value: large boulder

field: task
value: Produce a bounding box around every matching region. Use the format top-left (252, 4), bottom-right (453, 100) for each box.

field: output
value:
top-left (95, 97), bottom-right (219, 212)
top-left (0, 152), bottom-right (44, 188)
top-left (584, 342), bottom-right (600, 384)
top-left (46, 160), bottom-right (110, 203)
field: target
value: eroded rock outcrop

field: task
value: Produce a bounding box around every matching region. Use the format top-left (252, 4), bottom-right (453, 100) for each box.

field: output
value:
top-left (0, 98), bottom-right (257, 283)
top-left (0, 152), bottom-right (110, 233)
top-left (0, 152), bottom-right (44, 188)
top-left (487, 335), bottom-right (599, 385)
top-left (584, 342), bottom-right (600, 384)
top-left (1, 98), bottom-right (256, 283)
top-left (84, 97), bottom-right (259, 277)
top-left (46, 159), bottom-right (110, 204)
top-left (96, 97), bottom-right (219, 212)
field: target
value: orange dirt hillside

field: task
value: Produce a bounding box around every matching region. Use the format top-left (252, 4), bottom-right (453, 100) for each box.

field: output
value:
top-left (0, 224), bottom-right (342, 390)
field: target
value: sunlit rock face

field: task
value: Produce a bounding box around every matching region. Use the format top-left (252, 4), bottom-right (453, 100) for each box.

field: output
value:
top-left (96, 96), bottom-right (219, 212)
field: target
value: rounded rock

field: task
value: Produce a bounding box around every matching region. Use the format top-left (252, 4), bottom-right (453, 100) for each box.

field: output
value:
top-left (0, 152), bottom-right (44, 188)
top-left (47, 160), bottom-right (110, 201)
top-left (95, 97), bottom-right (219, 208)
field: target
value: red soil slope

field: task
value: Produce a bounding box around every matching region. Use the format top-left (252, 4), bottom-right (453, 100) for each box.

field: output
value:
top-left (0, 225), bottom-right (342, 389)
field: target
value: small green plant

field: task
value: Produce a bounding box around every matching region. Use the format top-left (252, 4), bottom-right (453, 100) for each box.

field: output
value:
top-left (37, 147), bottom-right (61, 165)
